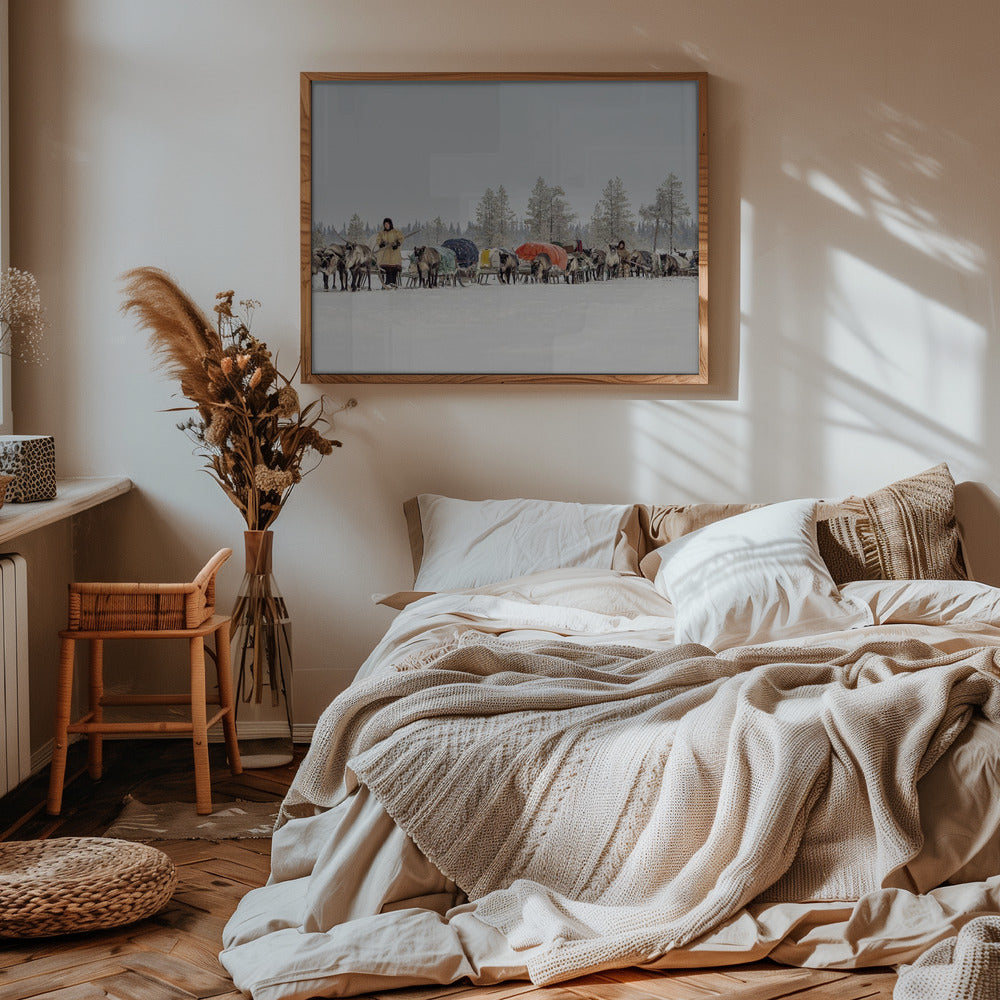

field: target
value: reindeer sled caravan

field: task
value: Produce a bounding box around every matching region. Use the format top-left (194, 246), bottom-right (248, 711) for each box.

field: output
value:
top-left (311, 231), bottom-right (697, 292)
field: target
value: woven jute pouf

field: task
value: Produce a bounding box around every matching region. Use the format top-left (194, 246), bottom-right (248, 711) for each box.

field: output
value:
top-left (0, 837), bottom-right (178, 938)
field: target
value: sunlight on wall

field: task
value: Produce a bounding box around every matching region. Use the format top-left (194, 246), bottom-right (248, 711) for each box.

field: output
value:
top-left (873, 104), bottom-right (944, 181)
top-left (822, 248), bottom-right (985, 480)
top-left (627, 400), bottom-right (749, 502)
top-left (860, 170), bottom-right (983, 274)
top-left (625, 200), bottom-right (754, 505)
top-left (629, 188), bottom-right (988, 505)
top-left (783, 163), bottom-right (866, 219)
top-left (806, 171), bottom-right (865, 219)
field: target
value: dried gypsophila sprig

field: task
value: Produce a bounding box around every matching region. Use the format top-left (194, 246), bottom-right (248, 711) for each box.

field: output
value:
top-left (0, 267), bottom-right (48, 365)
top-left (122, 266), bottom-right (356, 531)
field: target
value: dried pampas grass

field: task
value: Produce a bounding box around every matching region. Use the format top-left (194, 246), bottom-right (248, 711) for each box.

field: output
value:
top-left (122, 266), bottom-right (354, 531)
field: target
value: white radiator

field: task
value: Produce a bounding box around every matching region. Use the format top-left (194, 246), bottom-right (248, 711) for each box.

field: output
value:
top-left (0, 553), bottom-right (28, 797)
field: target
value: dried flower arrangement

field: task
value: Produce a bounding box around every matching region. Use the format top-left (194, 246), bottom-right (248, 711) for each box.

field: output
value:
top-left (121, 266), bottom-right (354, 531)
top-left (0, 266), bottom-right (47, 364)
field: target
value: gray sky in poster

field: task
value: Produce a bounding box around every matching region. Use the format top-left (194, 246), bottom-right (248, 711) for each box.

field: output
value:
top-left (310, 79), bottom-right (700, 233)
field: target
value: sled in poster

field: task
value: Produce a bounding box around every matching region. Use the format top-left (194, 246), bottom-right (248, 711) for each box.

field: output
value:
top-left (301, 72), bottom-right (708, 385)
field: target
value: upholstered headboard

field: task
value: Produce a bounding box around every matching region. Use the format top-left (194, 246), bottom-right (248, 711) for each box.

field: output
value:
top-left (955, 481), bottom-right (1000, 588)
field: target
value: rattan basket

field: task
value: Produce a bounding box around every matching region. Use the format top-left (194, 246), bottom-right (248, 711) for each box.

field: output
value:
top-left (0, 837), bottom-right (178, 938)
top-left (67, 548), bottom-right (231, 631)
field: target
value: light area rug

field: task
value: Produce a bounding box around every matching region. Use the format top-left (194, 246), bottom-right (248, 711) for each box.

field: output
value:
top-left (104, 795), bottom-right (279, 840)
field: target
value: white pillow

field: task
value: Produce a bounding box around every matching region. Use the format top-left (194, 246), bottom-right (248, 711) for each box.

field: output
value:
top-left (653, 498), bottom-right (872, 650)
top-left (410, 495), bottom-right (637, 591)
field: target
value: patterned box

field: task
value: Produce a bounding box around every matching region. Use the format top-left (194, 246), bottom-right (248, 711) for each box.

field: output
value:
top-left (0, 435), bottom-right (56, 502)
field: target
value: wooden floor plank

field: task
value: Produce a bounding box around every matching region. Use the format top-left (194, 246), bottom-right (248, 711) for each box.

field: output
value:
top-left (365, 987), bottom-right (485, 1000)
top-left (0, 958), bottom-right (132, 1000)
top-left (165, 840), bottom-right (271, 871)
top-left (784, 977), bottom-right (895, 1000)
top-left (124, 928), bottom-right (185, 956)
top-left (0, 800), bottom-right (46, 842)
top-left (0, 947), bottom-right (37, 972)
top-left (166, 932), bottom-right (233, 978)
top-left (174, 883), bottom-right (251, 913)
top-left (26, 924), bottom-right (181, 963)
top-left (0, 942), bottom-right (143, 986)
top-left (220, 842), bottom-right (271, 860)
top-left (674, 969), bottom-right (850, 998)
top-left (504, 990), bottom-right (580, 1000)
top-left (566, 983), bottom-right (703, 1000)
top-left (150, 902), bottom-right (232, 943)
top-left (98, 968), bottom-right (196, 1000)
top-left (185, 843), bottom-right (272, 876)
top-left (560, 973), bottom-right (696, 1000)
top-left (585, 968), bottom-right (732, 1000)
top-left (197, 859), bottom-right (270, 887)
top-left (16, 985), bottom-right (108, 1000)
top-left (151, 841), bottom-right (232, 865)
top-left (124, 951), bottom-right (234, 998)
top-left (370, 982), bottom-right (536, 1000)
top-left (705, 964), bottom-right (822, 986)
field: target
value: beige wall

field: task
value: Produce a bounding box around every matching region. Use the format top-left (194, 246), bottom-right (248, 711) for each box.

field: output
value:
top-left (8, 0), bottom-right (1000, 732)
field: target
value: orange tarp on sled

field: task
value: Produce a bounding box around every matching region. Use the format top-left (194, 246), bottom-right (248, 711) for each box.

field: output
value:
top-left (514, 242), bottom-right (568, 270)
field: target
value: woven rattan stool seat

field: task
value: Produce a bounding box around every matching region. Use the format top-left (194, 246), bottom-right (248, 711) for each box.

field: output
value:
top-left (0, 837), bottom-right (177, 938)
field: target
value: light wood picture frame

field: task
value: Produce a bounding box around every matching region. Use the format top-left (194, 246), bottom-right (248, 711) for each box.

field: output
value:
top-left (301, 72), bottom-right (708, 384)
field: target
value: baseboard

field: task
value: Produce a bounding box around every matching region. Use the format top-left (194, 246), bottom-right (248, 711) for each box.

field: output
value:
top-left (30, 738), bottom-right (57, 776)
top-left (208, 722), bottom-right (315, 744)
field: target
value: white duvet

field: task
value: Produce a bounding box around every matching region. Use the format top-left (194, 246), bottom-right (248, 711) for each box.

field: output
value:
top-left (221, 569), bottom-right (1000, 1000)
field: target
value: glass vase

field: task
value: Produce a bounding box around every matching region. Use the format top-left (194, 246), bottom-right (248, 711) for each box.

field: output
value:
top-left (231, 529), bottom-right (294, 768)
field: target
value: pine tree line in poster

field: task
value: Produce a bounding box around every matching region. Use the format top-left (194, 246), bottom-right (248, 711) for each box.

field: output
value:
top-left (313, 173), bottom-right (696, 254)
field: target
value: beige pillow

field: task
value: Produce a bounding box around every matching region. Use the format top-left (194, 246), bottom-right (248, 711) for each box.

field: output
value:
top-left (638, 503), bottom-right (759, 578)
top-left (816, 463), bottom-right (967, 584)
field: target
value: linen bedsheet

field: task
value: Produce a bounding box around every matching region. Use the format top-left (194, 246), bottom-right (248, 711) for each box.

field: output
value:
top-left (221, 569), bottom-right (1000, 1000)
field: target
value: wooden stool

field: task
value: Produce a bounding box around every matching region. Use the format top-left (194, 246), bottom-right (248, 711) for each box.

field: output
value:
top-left (47, 549), bottom-right (243, 816)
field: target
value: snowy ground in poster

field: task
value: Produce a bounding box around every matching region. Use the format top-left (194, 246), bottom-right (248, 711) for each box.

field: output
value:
top-left (310, 276), bottom-right (699, 376)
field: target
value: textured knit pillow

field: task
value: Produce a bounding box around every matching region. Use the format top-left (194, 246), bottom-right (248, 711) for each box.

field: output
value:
top-left (817, 464), bottom-right (967, 584)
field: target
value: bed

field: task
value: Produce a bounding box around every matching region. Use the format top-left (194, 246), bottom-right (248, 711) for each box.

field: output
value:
top-left (220, 464), bottom-right (1000, 1000)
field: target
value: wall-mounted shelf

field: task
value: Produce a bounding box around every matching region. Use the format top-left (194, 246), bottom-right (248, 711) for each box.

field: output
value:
top-left (0, 477), bottom-right (133, 546)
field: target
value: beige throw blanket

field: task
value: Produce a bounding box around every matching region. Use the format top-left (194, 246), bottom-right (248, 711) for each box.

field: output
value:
top-left (895, 916), bottom-right (1000, 999)
top-left (281, 636), bottom-right (1000, 986)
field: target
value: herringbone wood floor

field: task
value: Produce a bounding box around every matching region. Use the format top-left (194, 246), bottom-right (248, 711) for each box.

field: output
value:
top-left (0, 742), bottom-right (897, 999)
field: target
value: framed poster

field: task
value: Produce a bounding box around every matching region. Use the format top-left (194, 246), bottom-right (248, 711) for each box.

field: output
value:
top-left (301, 72), bottom-right (707, 384)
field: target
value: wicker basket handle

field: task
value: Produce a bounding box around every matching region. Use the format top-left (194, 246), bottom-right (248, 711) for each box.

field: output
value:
top-left (193, 548), bottom-right (232, 607)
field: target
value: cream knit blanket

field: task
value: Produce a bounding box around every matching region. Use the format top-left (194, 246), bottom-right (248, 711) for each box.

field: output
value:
top-left (281, 636), bottom-right (1000, 985)
top-left (895, 916), bottom-right (1000, 999)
